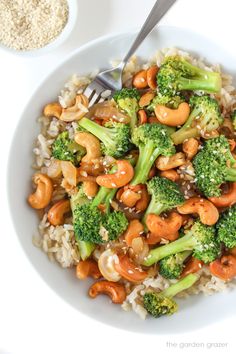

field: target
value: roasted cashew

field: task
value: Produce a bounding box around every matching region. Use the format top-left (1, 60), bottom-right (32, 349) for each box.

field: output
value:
top-left (83, 181), bottom-right (98, 198)
top-left (132, 70), bottom-right (148, 89)
top-left (181, 257), bottom-right (203, 277)
top-left (228, 139), bottom-right (236, 152)
top-left (147, 65), bottom-right (159, 89)
top-left (177, 197), bottom-right (219, 225)
top-left (182, 138), bottom-right (200, 160)
top-left (43, 102), bottom-right (62, 119)
top-left (75, 132), bottom-right (101, 163)
top-left (60, 94), bottom-right (89, 122)
top-left (28, 173), bottom-right (53, 209)
top-left (76, 260), bottom-right (101, 280)
top-left (160, 169), bottom-right (179, 182)
top-left (156, 152), bottom-right (186, 171)
top-left (98, 249), bottom-right (121, 282)
top-left (210, 255), bottom-right (236, 281)
top-left (114, 255), bottom-right (148, 282)
top-left (124, 219), bottom-right (144, 247)
top-left (154, 102), bottom-right (190, 127)
top-left (208, 182), bottom-right (236, 208)
top-left (139, 91), bottom-right (155, 108)
top-left (96, 160), bottom-right (134, 188)
top-left (146, 231), bottom-right (179, 245)
top-left (138, 109), bottom-right (148, 125)
top-left (146, 212), bottom-right (183, 238)
top-left (120, 188), bottom-right (141, 207)
top-left (135, 185), bottom-right (150, 211)
top-left (89, 280), bottom-right (126, 304)
top-left (61, 161), bottom-right (78, 187)
top-left (47, 199), bottom-right (71, 226)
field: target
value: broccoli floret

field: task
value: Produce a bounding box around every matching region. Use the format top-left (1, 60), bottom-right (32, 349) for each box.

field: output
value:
top-left (79, 118), bottom-right (131, 158)
top-left (143, 220), bottom-right (220, 266)
top-left (130, 124), bottom-right (175, 185)
top-left (70, 186), bottom-right (95, 260)
top-left (159, 251), bottom-right (192, 279)
top-left (52, 131), bottom-right (86, 165)
top-left (231, 110), bottom-right (236, 131)
top-left (143, 176), bottom-right (184, 221)
top-left (217, 205), bottom-right (236, 248)
top-left (171, 95), bottom-right (223, 145)
top-left (73, 185), bottom-right (128, 244)
top-left (143, 273), bottom-right (199, 317)
top-left (157, 55), bottom-right (221, 96)
top-left (113, 88), bottom-right (140, 130)
top-left (147, 93), bottom-right (185, 111)
top-left (193, 135), bottom-right (236, 197)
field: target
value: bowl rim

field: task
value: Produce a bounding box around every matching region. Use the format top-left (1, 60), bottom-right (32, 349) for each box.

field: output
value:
top-left (7, 25), bottom-right (236, 334)
top-left (0, 0), bottom-right (78, 57)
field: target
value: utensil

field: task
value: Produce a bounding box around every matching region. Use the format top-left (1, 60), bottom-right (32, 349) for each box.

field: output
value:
top-left (83, 0), bottom-right (176, 106)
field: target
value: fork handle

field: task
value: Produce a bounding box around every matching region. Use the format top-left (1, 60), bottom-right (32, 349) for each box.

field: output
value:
top-left (122, 0), bottom-right (176, 64)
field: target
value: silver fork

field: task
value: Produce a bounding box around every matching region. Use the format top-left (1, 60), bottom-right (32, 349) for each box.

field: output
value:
top-left (84, 0), bottom-right (176, 107)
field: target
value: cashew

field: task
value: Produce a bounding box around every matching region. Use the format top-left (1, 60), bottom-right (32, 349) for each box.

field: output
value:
top-left (182, 138), bottom-right (200, 160)
top-left (75, 132), bottom-right (101, 163)
top-left (28, 173), bottom-right (53, 209)
top-left (146, 231), bottom-right (179, 245)
top-left (88, 280), bottom-right (126, 304)
top-left (146, 212), bottom-right (183, 238)
top-left (181, 257), bottom-right (203, 278)
top-left (132, 70), bottom-right (148, 89)
top-left (228, 139), bottom-right (236, 152)
top-left (120, 188), bottom-right (141, 207)
top-left (83, 181), bottom-right (98, 198)
top-left (210, 255), bottom-right (236, 281)
top-left (154, 102), bottom-right (190, 127)
top-left (208, 182), bottom-right (236, 207)
top-left (156, 152), bottom-right (186, 171)
top-left (76, 260), bottom-right (101, 280)
top-left (43, 102), bottom-right (62, 119)
top-left (135, 185), bottom-right (150, 211)
top-left (124, 219), bottom-right (144, 247)
top-left (60, 94), bottom-right (89, 122)
top-left (98, 249), bottom-right (121, 282)
top-left (61, 161), bottom-right (78, 186)
top-left (47, 199), bottom-right (71, 226)
top-left (177, 197), bottom-right (219, 225)
top-left (114, 255), bottom-right (148, 282)
top-left (139, 91), bottom-right (155, 107)
top-left (160, 169), bottom-right (179, 182)
top-left (138, 109), bottom-right (148, 125)
top-left (147, 65), bottom-right (159, 89)
top-left (96, 160), bottom-right (134, 188)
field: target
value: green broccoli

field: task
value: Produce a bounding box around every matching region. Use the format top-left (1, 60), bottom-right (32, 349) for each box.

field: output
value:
top-left (78, 118), bottom-right (131, 158)
top-left (157, 55), bottom-right (221, 96)
top-left (231, 110), bottom-right (236, 130)
top-left (143, 220), bottom-right (220, 266)
top-left (193, 135), bottom-right (236, 197)
top-left (143, 176), bottom-right (184, 221)
top-left (73, 184), bottom-right (128, 245)
top-left (147, 93), bottom-right (185, 111)
top-left (143, 273), bottom-right (199, 317)
top-left (70, 185), bottom-right (95, 260)
top-left (159, 251), bottom-right (192, 279)
top-left (130, 124), bottom-right (175, 185)
top-left (113, 88), bottom-right (140, 130)
top-left (52, 131), bottom-right (86, 165)
top-left (216, 205), bottom-right (236, 248)
top-left (171, 95), bottom-right (223, 145)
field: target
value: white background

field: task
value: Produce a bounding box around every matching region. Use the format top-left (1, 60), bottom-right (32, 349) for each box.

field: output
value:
top-left (1, 0), bottom-right (236, 353)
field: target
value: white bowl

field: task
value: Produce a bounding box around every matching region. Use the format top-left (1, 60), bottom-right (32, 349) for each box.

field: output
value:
top-left (7, 26), bottom-right (236, 334)
top-left (0, 0), bottom-right (78, 57)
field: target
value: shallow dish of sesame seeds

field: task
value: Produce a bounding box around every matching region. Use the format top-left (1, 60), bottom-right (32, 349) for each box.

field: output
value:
top-left (7, 26), bottom-right (236, 333)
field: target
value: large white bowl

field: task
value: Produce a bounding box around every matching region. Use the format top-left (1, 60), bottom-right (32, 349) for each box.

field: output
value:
top-left (7, 26), bottom-right (236, 334)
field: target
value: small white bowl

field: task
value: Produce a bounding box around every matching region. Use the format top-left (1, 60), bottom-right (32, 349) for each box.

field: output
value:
top-left (7, 26), bottom-right (236, 333)
top-left (0, 0), bottom-right (78, 57)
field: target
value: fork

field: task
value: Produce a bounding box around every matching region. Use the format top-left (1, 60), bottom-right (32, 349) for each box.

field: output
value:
top-left (83, 0), bottom-right (176, 107)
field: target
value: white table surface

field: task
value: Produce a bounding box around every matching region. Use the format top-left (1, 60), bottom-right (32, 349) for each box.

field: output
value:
top-left (1, 1), bottom-right (236, 353)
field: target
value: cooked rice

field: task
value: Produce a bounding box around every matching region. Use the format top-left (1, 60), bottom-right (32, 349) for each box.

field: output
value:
top-left (31, 47), bottom-right (236, 319)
